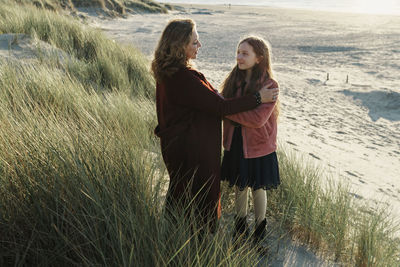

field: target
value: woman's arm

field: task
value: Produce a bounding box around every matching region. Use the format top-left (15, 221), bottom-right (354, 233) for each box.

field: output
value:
top-left (165, 69), bottom-right (260, 116)
top-left (225, 102), bottom-right (276, 128)
top-left (225, 79), bottom-right (279, 128)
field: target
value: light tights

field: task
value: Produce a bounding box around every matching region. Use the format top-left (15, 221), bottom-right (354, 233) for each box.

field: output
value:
top-left (235, 187), bottom-right (266, 225)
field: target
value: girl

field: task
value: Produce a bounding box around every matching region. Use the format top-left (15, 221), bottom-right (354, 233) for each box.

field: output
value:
top-left (221, 36), bottom-right (280, 244)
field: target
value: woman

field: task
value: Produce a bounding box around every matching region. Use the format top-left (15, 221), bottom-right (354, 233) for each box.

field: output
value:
top-left (221, 36), bottom-right (280, 245)
top-left (152, 19), bottom-right (278, 232)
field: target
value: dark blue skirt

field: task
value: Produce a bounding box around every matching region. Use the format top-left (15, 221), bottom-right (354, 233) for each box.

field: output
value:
top-left (221, 127), bottom-right (280, 191)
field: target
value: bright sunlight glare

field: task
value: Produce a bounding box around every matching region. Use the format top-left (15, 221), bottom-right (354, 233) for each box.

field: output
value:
top-left (352, 0), bottom-right (399, 15)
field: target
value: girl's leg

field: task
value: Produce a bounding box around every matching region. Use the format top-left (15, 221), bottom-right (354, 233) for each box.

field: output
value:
top-left (235, 187), bottom-right (248, 217)
top-left (252, 189), bottom-right (267, 246)
top-left (233, 187), bottom-right (249, 242)
top-left (252, 188), bottom-right (266, 225)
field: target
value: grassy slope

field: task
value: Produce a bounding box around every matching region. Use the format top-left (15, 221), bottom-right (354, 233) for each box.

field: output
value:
top-left (0, 1), bottom-right (155, 98)
top-left (15, 0), bottom-right (171, 15)
top-left (0, 1), bottom-right (399, 266)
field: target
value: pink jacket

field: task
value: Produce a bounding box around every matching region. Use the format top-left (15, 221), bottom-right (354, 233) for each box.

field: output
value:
top-left (223, 78), bottom-right (278, 159)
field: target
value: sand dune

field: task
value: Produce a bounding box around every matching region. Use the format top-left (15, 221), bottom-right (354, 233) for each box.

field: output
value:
top-left (3, 3), bottom-right (399, 264)
top-left (90, 4), bottom-right (400, 224)
top-left (0, 33), bottom-right (68, 63)
top-left (342, 89), bottom-right (400, 122)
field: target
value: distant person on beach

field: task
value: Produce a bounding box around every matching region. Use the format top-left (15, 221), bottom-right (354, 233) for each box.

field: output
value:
top-left (220, 36), bottom-right (280, 246)
top-left (151, 19), bottom-right (279, 232)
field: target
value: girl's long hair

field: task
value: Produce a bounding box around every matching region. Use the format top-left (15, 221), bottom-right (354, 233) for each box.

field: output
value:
top-left (221, 36), bottom-right (279, 118)
top-left (151, 19), bottom-right (195, 83)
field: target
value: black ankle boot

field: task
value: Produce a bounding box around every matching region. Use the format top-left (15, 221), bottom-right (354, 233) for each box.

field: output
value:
top-left (252, 218), bottom-right (267, 245)
top-left (233, 216), bottom-right (249, 245)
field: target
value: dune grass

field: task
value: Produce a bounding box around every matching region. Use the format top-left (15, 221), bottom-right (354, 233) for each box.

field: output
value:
top-left (268, 149), bottom-right (399, 264)
top-left (0, 1), bottom-right (399, 266)
top-left (12, 0), bottom-right (170, 14)
top-left (0, 1), bottom-right (155, 98)
top-left (0, 42), bottom-right (259, 267)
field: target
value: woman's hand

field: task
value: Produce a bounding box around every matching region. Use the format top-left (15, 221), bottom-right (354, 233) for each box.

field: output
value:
top-left (259, 87), bottom-right (279, 103)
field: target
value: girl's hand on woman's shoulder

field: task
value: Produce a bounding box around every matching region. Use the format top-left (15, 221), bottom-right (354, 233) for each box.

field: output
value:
top-left (259, 87), bottom-right (279, 103)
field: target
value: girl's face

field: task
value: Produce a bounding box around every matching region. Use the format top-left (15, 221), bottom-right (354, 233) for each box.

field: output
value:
top-left (185, 29), bottom-right (201, 60)
top-left (236, 41), bottom-right (259, 70)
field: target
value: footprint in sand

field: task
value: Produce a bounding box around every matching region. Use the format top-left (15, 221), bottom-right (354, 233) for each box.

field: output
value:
top-left (378, 188), bottom-right (393, 197)
top-left (135, 27), bottom-right (152, 33)
top-left (349, 192), bottom-right (363, 199)
top-left (345, 170), bottom-right (359, 178)
top-left (309, 153), bottom-right (320, 160)
top-left (371, 141), bottom-right (384, 147)
top-left (331, 135), bottom-right (344, 142)
top-left (286, 141), bottom-right (297, 146)
top-left (306, 78), bottom-right (321, 85)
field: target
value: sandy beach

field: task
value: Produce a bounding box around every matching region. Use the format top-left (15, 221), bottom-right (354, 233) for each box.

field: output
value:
top-left (0, 2), bottom-right (398, 265)
top-left (90, 3), bottom-right (400, 223)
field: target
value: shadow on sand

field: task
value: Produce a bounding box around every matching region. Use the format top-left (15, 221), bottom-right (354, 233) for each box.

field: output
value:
top-left (341, 89), bottom-right (400, 122)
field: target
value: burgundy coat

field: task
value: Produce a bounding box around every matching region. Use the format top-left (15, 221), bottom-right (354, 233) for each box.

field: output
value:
top-left (154, 67), bottom-right (258, 229)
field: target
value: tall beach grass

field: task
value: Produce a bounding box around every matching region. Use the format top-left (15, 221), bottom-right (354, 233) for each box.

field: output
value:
top-left (12, 0), bottom-right (170, 14)
top-left (0, 1), bottom-right (399, 266)
top-left (270, 149), bottom-right (399, 264)
top-left (0, 0), bottom-right (156, 97)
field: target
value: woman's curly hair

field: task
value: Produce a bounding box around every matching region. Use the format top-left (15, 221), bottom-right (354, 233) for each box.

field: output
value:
top-left (151, 19), bottom-right (195, 83)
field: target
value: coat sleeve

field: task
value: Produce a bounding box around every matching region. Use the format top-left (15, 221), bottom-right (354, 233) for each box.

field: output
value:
top-left (165, 69), bottom-right (258, 116)
top-left (225, 80), bottom-right (278, 128)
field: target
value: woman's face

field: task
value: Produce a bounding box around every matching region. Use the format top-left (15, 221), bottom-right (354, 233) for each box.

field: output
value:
top-left (236, 41), bottom-right (259, 70)
top-left (185, 29), bottom-right (201, 60)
